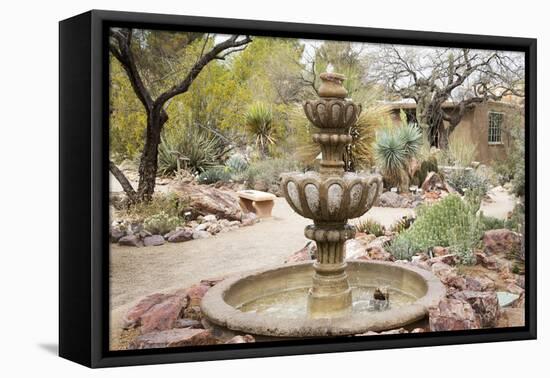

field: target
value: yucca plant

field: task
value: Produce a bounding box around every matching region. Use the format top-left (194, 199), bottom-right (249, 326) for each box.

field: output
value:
top-left (375, 123), bottom-right (422, 190)
top-left (245, 102), bottom-right (276, 158)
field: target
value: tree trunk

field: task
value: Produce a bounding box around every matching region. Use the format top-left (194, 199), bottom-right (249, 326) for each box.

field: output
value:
top-left (136, 112), bottom-right (166, 202)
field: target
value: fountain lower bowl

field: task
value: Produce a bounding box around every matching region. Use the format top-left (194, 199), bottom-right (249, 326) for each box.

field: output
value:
top-left (201, 260), bottom-right (445, 337)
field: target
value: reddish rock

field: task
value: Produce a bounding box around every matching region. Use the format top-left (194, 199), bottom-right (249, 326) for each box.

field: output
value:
top-left (421, 172), bottom-right (445, 192)
top-left (475, 251), bottom-right (499, 270)
top-left (367, 246), bottom-right (394, 261)
top-left (433, 246), bottom-right (450, 257)
top-left (452, 291), bottom-right (499, 328)
top-left (482, 229), bottom-right (522, 256)
top-left (129, 328), bottom-right (216, 349)
top-left (505, 282), bottom-right (525, 295)
top-left (168, 228), bottom-right (193, 243)
top-left (225, 335), bottom-right (256, 344)
top-left (182, 283), bottom-right (212, 320)
top-left (123, 293), bottom-right (166, 329)
top-left (140, 294), bottom-right (187, 334)
top-left (464, 276), bottom-right (495, 291)
top-left (427, 254), bottom-right (458, 266)
top-left (431, 262), bottom-right (456, 284)
top-left (497, 308), bottom-right (525, 328)
top-left (174, 318), bottom-right (202, 329)
top-left (429, 298), bottom-right (481, 331)
top-left (286, 242), bottom-right (316, 263)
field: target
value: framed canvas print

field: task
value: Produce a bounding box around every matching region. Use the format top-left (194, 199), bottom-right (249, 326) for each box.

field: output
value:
top-left (59, 10), bottom-right (536, 368)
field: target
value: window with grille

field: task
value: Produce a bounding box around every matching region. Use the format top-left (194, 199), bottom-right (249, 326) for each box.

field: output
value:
top-left (488, 112), bottom-right (504, 144)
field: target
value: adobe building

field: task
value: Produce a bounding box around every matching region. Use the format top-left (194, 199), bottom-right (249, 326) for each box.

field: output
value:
top-left (385, 100), bottom-right (523, 164)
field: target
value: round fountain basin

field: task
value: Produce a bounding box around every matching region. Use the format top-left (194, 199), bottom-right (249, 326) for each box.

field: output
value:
top-left (201, 260), bottom-right (445, 337)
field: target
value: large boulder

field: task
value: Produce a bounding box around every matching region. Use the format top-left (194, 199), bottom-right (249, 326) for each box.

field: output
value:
top-left (123, 293), bottom-right (167, 329)
top-left (123, 293), bottom-right (187, 334)
top-left (429, 298), bottom-right (481, 331)
top-left (179, 184), bottom-right (243, 221)
top-left (452, 290), bottom-right (500, 328)
top-left (482, 229), bottom-right (522, 256)
top-left (129, 329), bottom-right (216, 349)
top-left (139, 294), bottom-right (187, 334)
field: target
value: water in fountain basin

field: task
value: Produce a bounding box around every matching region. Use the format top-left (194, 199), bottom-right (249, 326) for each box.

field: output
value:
top-left (237, 285), bottom-right (417, 318)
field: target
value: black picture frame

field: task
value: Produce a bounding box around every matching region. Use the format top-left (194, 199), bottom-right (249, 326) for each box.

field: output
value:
top-left (59, 9), bottom-right (537, 368)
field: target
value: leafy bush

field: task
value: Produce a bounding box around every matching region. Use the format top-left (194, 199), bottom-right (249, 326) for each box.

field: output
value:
top-left (158, 125), bottom-right (227, 176)
top-left (225, 153), bottom-right (249, 173)
top-left (375, 123), bottom-right (422, 189)
top-left (479, 213), bottom-right (507, 231)
top-left (143, 211), bottom-right (181, 235)
top-left (244, 158), bottom-right (302, 189)
top-left (446, 168), bottom-right (489, 196)
top-left (122, 193), bottom-right (189, 222)
top-left (443, 133), bottom-right (477, 167)
top-left (355, 219), bottom-right (385, 237)
top-left (387, 236), bottom-right (416, 261)
top-left (389, 195), bottom-right (482, 264)
top-left (197, 166), bottom-right (233, 184)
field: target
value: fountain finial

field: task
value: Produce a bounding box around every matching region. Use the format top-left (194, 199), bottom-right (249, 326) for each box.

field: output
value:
top-left (318, 72), bottom-right (348, 98)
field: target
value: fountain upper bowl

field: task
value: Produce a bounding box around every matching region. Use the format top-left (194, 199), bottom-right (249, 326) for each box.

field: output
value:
top-left (280, 171), bottom-right (383, 222)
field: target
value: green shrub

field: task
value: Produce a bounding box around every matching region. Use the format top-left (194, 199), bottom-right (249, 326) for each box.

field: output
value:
top-left (143, 211), bottom-right (181, 234)
top-left (479, 213), bottom-right (507, 231)
top-left (446, 168), bottom-right (489, 196)
top-left (225, 153), bottom-right (248, 173)
top-left (389, 195), bottom-right (482, 264)
top-left (387, 236), bottom-right (416, 261)
top-left (122, 193), bottom-right (189, 222)
top-left (197, 166), bottom-right (233, 184)
top-left (244, 158), bottom-right (302, 189)
top-left (158, 125), bottom-right (226, 176)
top-left (444, 133), bottom-right (477, 167)
top-left (355, 219), bottom-right (385, 237)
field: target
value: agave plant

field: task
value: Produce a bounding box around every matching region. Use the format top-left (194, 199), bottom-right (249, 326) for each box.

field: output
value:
top-left (245, 102), bottom-right (276, 158)
top-left (375, 123), bottom-right (422, 190)
top-left (158, 125), bottom-right (227, 176)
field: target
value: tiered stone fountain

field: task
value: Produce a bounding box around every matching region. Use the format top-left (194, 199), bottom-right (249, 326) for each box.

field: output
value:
top-left (201, 73), bottom-right (445, 338)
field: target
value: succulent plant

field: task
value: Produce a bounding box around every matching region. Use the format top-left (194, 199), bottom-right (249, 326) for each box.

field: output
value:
top-left (388, 195), bottom-right (482, 264)
top-left (355, 219), bottom-right (385, 237)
